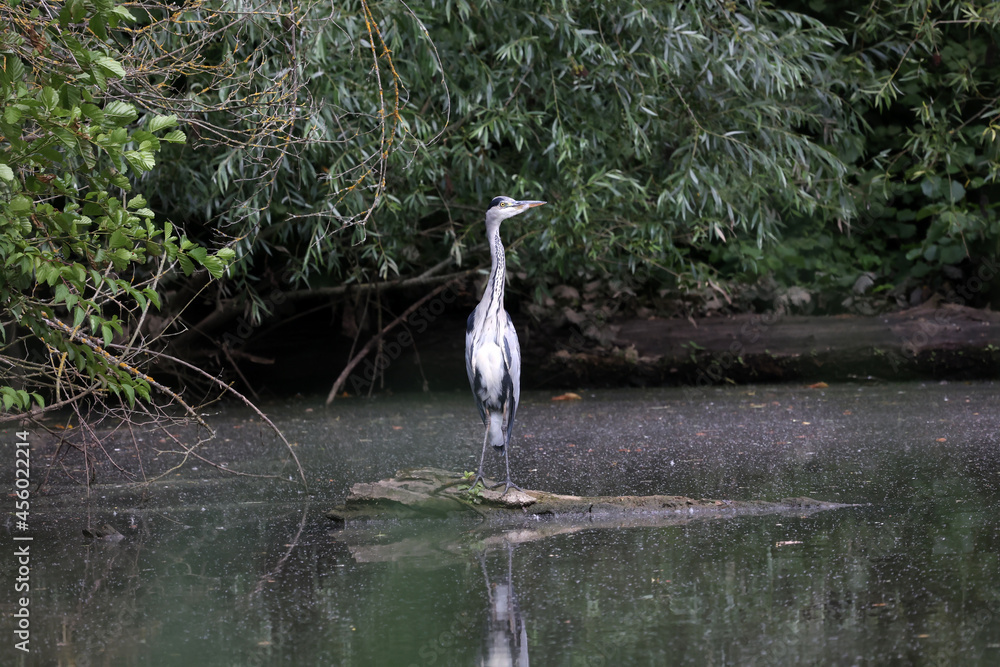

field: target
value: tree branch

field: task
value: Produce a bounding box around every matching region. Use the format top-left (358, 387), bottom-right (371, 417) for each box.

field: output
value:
top-left (325, 278), bottom-right (462, 405)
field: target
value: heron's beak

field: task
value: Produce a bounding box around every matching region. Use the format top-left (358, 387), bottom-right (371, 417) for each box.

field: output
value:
top-left (515, 200), bottom-right (546, 209)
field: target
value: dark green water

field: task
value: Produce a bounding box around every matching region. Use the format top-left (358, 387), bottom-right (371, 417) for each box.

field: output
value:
top-left (2, 382), bottom-right (999, 665)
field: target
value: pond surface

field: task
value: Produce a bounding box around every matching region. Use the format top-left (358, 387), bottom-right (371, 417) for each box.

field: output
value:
top-left (3, 381), bottom-right (1000, 666)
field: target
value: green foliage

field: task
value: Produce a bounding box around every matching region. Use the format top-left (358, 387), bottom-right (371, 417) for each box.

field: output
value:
top-left (0, 0), bottom-right (234, 413)
top-left (765, 0), bottom-right (1000, 303)
top-left (133, 0), bottom-right (863, 313)
top-left (459, 471), bottom-right (486, 499)
top-left (6, 0), bottom-right (996, 408)
top-left (421, 0), bottom-right (862, 288)
top-left (145, 0), bottom-right (997, 313)
top-left (856, 0), bottom-right (1000, 286)
top-left (129, 0), bottom-right (1000, 316)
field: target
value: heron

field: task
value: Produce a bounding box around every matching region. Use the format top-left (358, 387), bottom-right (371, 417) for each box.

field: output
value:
top-left (465, 195), bottom-right (546, 494)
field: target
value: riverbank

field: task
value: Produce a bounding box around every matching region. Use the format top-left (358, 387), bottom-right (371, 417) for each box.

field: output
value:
top-left (534, 300), bottom-right (1000, 388)
top-left (233, 297), bottom-right (998, 396)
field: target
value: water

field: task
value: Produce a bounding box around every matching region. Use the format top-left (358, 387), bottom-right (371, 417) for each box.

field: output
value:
top-left (2, 382), bottom-right (999, 665)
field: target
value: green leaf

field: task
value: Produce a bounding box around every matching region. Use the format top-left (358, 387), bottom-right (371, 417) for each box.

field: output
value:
top-left (121, 382), bottom-right (135, 407)
top-left (124, 150), bottom-right (155, 172)
top-left (161, 130), bottom-right (186, 144)
top-left (103, 101), bottom-right (138, 125)
top-left (948, 180), bottom-right (966, 202)
top-left (112, 6), bottom-right (135, 22)
top-left (188, 246), bottom-right (209, 263)
top-left (200, 256), bottom-right (226, 278)
top-left (9, 195), bottom-right (31, 214)
top-left (80, 103), bottom-right (104, 122)
top-left (94, 55), bottom-right (125, 79)
top-left (90, 66), bottom-right (108, 91)
top-left (39, 87), bottom-right (59, 111)
top-left (65, 0), bottom-right (87, 24)
top-left (52, 126), bottom-right (78, 150)
top-left (109, 229), bottom-right (130, 249)
top-left (939, 244), bottom-right (966, 265)
top-left (0, 164), bottom-right (13, 182)
top-left (177, 255), bottom-right (194, 275)
top-left (89, 13), bottom-right (108, 40)
top-left (143, 288), bottom-right (161, 310)
top-left (148, 115), bottom-right (178, 132)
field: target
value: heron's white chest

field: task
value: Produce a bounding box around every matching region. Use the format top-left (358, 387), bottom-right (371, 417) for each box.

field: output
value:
top-left (472, 342), bottom-right (505, 400)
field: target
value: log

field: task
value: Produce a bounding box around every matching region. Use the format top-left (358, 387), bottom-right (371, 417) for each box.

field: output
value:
top-left (325, 467), bottom-right (849, 525)
top-left (539, 301), bottom-right (1000, 385)
top-left (611, 301), bottom-right (1000, 361)
top-left (326, 468), bottom-right (854, 564)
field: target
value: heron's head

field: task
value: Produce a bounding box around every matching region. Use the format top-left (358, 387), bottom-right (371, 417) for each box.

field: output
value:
top-left (485, 196), bottom-right (546, 228)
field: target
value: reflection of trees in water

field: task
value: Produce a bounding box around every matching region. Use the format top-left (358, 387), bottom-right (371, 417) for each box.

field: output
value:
top-left (28, 504), bottom-right (317, 666)
top-left (478, 542), bottom-right (529, 667)
top-left (65, 545), bottom-right (145, 662)
top-left (40, 512), bottom-right (156, 664)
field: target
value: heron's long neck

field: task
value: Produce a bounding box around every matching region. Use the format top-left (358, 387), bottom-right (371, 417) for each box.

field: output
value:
top-left (483, 225), bottom-right (506, 319)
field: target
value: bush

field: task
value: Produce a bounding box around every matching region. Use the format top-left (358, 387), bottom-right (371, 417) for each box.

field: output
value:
top-left (1, 0), bottom-right (233, 416)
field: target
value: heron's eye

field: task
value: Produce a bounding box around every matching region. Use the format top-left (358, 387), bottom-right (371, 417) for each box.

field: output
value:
top-left (499, 202), bottom-right (507, 207)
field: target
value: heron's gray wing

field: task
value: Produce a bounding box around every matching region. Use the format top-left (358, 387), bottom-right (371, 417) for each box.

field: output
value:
top-left (466, 311), bottom-right (487, 424)
top-left (502, 311), bottom-right (521, 444)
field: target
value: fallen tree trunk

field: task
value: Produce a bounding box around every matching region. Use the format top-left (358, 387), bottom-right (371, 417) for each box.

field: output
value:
top-left (538, 301), bottom-right (1000, 386)
top-left (325, 467), bottom-right (850, 525)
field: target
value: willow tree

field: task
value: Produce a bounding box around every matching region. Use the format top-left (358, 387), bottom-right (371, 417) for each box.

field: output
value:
top-left (717, 0), bottom-right (1000, 309)
top-left (132, 0), bottom-right (861, 321)
top-left (13, 0), bottom-right (993, 421)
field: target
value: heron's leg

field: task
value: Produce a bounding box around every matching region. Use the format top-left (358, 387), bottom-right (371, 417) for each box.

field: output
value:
top-left (467, 427), bottom-right (491, 491)
top-left (493, 445), bottom-right (524, 496)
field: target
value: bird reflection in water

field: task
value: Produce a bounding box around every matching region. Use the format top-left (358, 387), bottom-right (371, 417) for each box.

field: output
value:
top-left (478, 542), bottom-right (529, 667)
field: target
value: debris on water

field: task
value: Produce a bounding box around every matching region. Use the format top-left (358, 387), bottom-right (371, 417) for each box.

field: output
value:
top-left (82, 523), bottom-right (124, 542)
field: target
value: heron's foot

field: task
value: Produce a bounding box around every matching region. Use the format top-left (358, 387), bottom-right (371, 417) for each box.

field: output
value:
top-left (462, 472), bottom-right (489, 495)
top-left (491, 479), bottom-right (524, 496)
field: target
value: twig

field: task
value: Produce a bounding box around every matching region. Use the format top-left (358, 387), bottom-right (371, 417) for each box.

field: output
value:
top-left (41, 316), bottom-right (213, 434)
top-left (252, 504), bottom-right (311, 595)
top-left (325, 279), bottom-right (461, 405)
top-left (0, 387), bottom-right (95, 424)
top-left (143, 350), bottom-right (309, 490)
top-left (282, 264), bottom-right (474, 301)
